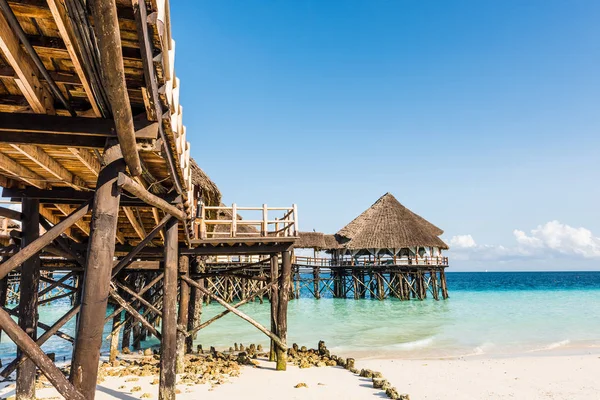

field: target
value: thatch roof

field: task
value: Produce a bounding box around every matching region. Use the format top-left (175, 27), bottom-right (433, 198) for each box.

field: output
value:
top-left (336, 193), bottom-right (448, 250)
top-left (213, 204), bottom-right (259, 235)
top-left (190, 159), bottom-right (221, 207)
top-left (323, 234), bottom-right (343, 249)
top-left (294, 232), bottom-right (326, 249)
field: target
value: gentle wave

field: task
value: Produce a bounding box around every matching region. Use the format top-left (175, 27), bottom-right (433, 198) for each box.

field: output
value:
top-left (390, 337), bottom-right (435, 350)
top-left (526, 339), bottom-right (571, 353)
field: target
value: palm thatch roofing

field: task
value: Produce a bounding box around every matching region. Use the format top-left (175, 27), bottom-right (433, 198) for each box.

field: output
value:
top-left (190, 159), bottom-right (221, 207)
top-left (294, 232), bottom-right (327, 249)
top-left (336, 193), bottom-right (448, 250)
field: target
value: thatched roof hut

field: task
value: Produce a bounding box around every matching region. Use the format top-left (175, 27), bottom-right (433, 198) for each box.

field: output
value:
top-left (294, 232), bottom-right (327, 249)
top-left (336, 193), bottom-right (448, 250)
top-left (190, 159), bottom-right (221, 207)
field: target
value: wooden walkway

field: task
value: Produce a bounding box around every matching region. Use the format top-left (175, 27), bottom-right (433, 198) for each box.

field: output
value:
top-left (0, 1), bottom-right (298, 399)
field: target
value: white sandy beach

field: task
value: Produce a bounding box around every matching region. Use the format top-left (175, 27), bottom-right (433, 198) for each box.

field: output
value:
top-left (1, 352), bottom-right (599, 399)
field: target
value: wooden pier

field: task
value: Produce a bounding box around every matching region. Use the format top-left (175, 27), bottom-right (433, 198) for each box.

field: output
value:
top-left (0, 1), bottom-right (299, 399)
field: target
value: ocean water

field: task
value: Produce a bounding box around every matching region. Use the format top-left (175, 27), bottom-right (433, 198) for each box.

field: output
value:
top-left (1, 271), bottom-right (600, 365)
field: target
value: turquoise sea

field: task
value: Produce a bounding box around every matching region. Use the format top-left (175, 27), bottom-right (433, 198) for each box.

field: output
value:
top-left (1, 271), bottom-right (600, 365)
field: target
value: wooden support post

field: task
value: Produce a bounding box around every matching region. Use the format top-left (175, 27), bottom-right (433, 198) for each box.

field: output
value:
top-left (440, 269), bottom-right (449, 299)
top-left (186, 258), bottom-right (204, 352)
top-left (0, 274), bottom-right (7, 340)
top-left (70, 141), bottom-right (125, 399)
top-left (88, 0), bottom-right (141, 176)
top-left (431, 270), bottom-right (439, 301)
top-left (269, 254), bottom-right (279, 362)
top-left (276, 251), bottom-right (291, 371)
top-left (16, 198), bottom-right (40, 400)
top-left (376, 272), bottom-right (384, 301)
top-left (176, 255), bottom-right (189, 373)
top-left (109, 310), bottom-right (122, 363)
top-left (313, 266), bottom-right (320, 299)
top-left (131, 274), bottom-right (143, 350)
top-left (159, 218), bottom-right (178, 400)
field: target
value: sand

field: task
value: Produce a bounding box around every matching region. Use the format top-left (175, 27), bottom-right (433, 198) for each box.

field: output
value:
top-left (1, 352), bottom-right (599, 399)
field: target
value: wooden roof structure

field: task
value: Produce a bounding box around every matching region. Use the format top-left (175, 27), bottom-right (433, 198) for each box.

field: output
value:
top-left (0, 0), bottom-right (198, 246)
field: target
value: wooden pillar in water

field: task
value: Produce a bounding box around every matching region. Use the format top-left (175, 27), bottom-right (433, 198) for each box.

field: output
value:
top-left (376, 272), bottom-right (384, 300)
top-left (313, 266), bottom-right (320, 299)
top-left (440, 269), bottom-right (449, 299)
top-left (431, 269), bottom-right (439, 300)
top-left (132, 274), bottom-right (143, 350)
top-left (16, 198), bottom-right (40, 400)
top-left (186, 258), bottom-right (204, 353)
top-left (0, 274), bottom-right (7, 340)
top-left (269, 254), bottom-right (279, 362)
top-left (276, 250), bottom-right (291, 371)
top-left (159, 218), bottom-right (178, 400)
top-left (177, 256), bottom-right (190, 372)
top-left (352, 271), bottom-right (359, 300)
top-left (70, 141), bottom-right (125, 399)
top-left (109, 309), bottom-right (122, 363)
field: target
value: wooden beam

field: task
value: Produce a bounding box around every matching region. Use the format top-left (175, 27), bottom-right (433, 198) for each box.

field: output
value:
top-left (152, 208), bottom-right (165, 241)
top-left (176, 255), bottom-right (189, 372)
top-left (0, 201), bottom-right (90, 280)
top-left (108, 288), bottom-right (161, 339)
top-left (10, 145), bottom-right (87, 189)
top-left (16, 197), bottom-right (40, 399)
top-left (276, 250), bottom-right (292, 370)
top-left (0, 152), bottom-right (46, 189)
top-left (67, 148), bottom-right (100, 177)
top-left (159, 218), bottom-right (178, 400)
top-left (47, 0), bottom-right (101, 117)
top-left (0, 205), bottom-right (21, 220)
top-left (0, 113), bottom-right (160, 138)
top-left (0, 307), bottom-right (85, 400)
top-left (0, 6), bottom-right (54, 114)
top-left (0, 131), bottom-right (108, 149)
top-left (88, 0), bottom-right (142, 176)
top-left (269, 254), bottom-right (279, 361)
top-left (123, 206), bottom-right (146, 240)
top-left (117, 173), bottom-right (186, 220)
top-left (181, 275), bottom-right (286, 350)
top-left (39, 206), bottom-right (77, 243)
top-left (70, 141), bottom-right (125, 399)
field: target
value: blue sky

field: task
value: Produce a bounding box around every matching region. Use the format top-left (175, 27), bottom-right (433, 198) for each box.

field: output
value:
top-left (171, 1), bottom-right (600, 270)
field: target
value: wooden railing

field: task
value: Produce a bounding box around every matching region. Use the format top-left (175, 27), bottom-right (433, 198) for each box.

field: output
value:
top-left (293, 255), bottom-right (449, 267)
top-left (195, 204), bottom-right (298, 240)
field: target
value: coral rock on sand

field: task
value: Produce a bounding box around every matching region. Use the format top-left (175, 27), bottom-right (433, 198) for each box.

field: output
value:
top-left (373, 378), bottom-right (388, 389)
top-left (144, 348), bottom-right (153, 356)
top-left (294, 383), bottom-right (308, 388)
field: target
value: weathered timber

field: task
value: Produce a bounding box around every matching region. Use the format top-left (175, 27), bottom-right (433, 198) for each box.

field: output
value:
top-left (269, 254), bottom-right (279, 362)
top-left (186, 280), bottom-right (278, 338)
top-left (159, 218), bottom-right (178, 400)
top-left (70, 141), bottom-right (125, 399)
top-left (117, 173), bottom-right (186, 220)
top-left (0, 307), bottom-right (85, 400)
top-left (88, 0), bottom-right (141, 175)
top-left (0, 205), bottom-right (21, 220)
top-left (181, 275), bottom-right (286, 350)
top-left (176, 256), bottom-right (189, 372)
top-left (0, 200), bottom-right (90, 280)
top-left (276, 251), bottom-right (292, 371)
top-left (108, 288), bottom-right (160, 339)
top-left (16, 198), bottom-right (40, 400)
top-left (1, 304), bottom-right (79, 378)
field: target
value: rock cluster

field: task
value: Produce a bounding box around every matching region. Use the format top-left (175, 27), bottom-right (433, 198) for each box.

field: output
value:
top-left (287, 341), bottom-right (344, 369)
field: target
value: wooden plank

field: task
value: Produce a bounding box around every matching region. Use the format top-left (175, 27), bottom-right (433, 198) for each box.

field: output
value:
top-left (123, 206), bottom-right (146, 240)
top-left (10, 145), bottom-right (87, 189)
top-left (67, 148), bottom-right (100, 177)
top-left (0, 152), bottom-right (46, 189)
top-left (70, 141), bottom-right (125, 399)
top-left (0, 7), bottom-right (54, 114)
top-left (47, 0), bottom-right (101, 117)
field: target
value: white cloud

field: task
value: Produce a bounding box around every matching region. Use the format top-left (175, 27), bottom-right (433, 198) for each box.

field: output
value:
top-left (449, 234), bottom-right (477, 248)
top-left (447, 220), bottom-right (600, 262)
